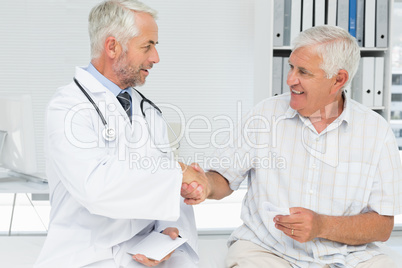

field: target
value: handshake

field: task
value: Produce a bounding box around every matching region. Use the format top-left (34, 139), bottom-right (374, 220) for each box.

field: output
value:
top-left (179, 162), bottom-right (210, 205)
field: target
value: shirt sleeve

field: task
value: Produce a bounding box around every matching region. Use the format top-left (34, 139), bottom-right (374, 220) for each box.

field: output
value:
top-left (205, 104), bottom-right (270, 191)
top-left (368, 127), bottom-right (402, 216)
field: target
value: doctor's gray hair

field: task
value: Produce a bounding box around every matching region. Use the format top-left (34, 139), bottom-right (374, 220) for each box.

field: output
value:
top-left (89, 0), bottom-right (157, 60)
top-left (291, 25), bottom-right (360, 90)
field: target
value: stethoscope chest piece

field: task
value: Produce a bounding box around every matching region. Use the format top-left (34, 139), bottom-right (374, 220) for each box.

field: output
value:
top-left (103, 127), bottom-right (116, 141)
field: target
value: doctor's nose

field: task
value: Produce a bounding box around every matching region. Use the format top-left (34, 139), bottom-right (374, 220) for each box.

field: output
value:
top-left (150, 47), bottom-right (160, 64)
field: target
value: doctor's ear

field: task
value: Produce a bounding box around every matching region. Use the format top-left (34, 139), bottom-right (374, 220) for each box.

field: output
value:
top-left (104, 37), bottom-right (121, 59)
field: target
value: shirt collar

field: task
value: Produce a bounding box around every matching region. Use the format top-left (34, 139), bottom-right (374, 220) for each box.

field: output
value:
top-left (283, 91), bottom-right (351, 130)
top-left (85, 63), bottom-right (131, 97)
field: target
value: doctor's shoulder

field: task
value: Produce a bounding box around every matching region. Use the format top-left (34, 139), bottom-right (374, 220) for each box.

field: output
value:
top-left (48, 81), bottom-right (94, 111)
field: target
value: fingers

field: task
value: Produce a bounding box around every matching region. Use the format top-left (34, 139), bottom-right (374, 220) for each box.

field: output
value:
top-left (180, 162), bottom-right (210, 204)
top-left (132, 254), bottom-right (161, 267)
top-left (289, 207), bottom-right (304, 214)
top-left (190, 162), bottom-right (205, 175)
top-left (162, 227), bottom-right (179, 240)
top-left (274, 222), bottom-right (299, 240)
top-left (184, 197), bottom-right (204, 205)
top-left (274, 208), bottom-right (321, 243)
top-left (181, 179), bottom-right (206, 203)
top-left (182, 166), bottom-right (204, 185)
top-left (132, 228), bottom-right (179, 266)
top-left (191, 162), bottom-right (201, 171)
top-left (181, 182), bottom-right (199, 194)
top-left (181, 182), bottom-right (203, 197)
top-left (274, 213), bottom-right (303, 225)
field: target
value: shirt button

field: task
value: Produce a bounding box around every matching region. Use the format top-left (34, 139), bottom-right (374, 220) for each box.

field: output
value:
top-left (312, 164), bottom-right (317, 169)
top-left (309, 189), bottom-right (314, 194)
top-left (315, 137), bottom-right (319, 141)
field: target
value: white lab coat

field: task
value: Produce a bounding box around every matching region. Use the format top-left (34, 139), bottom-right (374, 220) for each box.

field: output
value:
top-left (34, 67), bottom-right (198, 268)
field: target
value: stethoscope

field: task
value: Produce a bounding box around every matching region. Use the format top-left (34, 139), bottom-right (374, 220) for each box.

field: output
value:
top-left (73, 78), bottom-right (180, 153)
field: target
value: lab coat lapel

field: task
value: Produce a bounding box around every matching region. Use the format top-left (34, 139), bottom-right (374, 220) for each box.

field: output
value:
top-left (75, 67), bottom-right (133, 129)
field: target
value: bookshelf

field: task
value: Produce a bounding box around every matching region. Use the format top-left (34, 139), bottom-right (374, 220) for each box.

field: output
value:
top-left (254, 0), bottom-right (393, 121)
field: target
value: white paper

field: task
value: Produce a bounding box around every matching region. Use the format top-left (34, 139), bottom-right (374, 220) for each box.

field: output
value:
top-left (127, 231), bottom-right (188, 261)
top-left (263, 202), bottom-right (290, 218)
top-left (263, 202), bottom-right (291, 241)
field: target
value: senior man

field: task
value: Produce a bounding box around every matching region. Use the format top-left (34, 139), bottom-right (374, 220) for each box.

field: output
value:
top-left (183, 25), bottom-right (402, 268)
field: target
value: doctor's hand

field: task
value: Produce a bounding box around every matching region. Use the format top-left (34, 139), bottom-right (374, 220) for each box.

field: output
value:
top-left (273, 207), bottom-right (323, 243)
top-left (132, 227), bottom-right (179, 267)
top-left (180, 162), bottom-right (210, 205)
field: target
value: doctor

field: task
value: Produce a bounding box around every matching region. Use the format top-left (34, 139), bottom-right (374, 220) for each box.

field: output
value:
top-left (34, 0), bottom-right (207, 267)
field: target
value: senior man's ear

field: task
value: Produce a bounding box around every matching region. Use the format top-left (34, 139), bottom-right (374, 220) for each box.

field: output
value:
top-left (332, 70), bottom-right (349, 93)
top-left (335, 70), bottom-right (349, 88)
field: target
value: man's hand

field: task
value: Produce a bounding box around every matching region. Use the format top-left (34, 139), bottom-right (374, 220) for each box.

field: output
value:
top-left (274, 208), bottom-right (394, 245)
top-left (273, 207), bottom-right (323, 243)
top-left (132, 227), bottom-right (179, 267)
top-left (180, 163), bottom-right (209, 205)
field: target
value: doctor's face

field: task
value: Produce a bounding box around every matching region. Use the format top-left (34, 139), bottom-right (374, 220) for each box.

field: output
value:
top-left (113, 12), bottom-right (160, 88)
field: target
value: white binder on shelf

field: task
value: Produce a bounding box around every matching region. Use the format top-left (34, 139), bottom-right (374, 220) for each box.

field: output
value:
top-left (272, 57), bottom-right (283, 96)
top-left (344, 86), bottom-right (352, 100)
top-left (362, 57), bottom-right (375, 107)
top-left (314, 0), bottom-right (325, 26)
top-left (283, 0), bottom-right (292, 46)
top-left (273, 0), bottom-right (284, 47)
top-left (282, 57), bottom-right (290, 94)
top-left (302, 0), bottom-right (313, 31)
top-left (364, 0), bottom-right (375, 48)
top-left (337, 0), bottom-right (349, 32)
top-left (356, 0), bottom-right (364, 47)
top-left (327, 0), bottom-right (337, 26)
top-left (353, 57), bottom-right (374, 107)
top-left (376, 0), bottom-right (388, 48)
top-left (351, 61), bottom-right (362, 101)
top-left (374, 57), bottom-right (385, 107)
top-left (290, 0), bottom-right (302, 44)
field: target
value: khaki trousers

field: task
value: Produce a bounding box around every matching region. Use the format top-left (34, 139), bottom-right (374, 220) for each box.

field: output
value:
top-left (226, 240), bottom-right (397, 268)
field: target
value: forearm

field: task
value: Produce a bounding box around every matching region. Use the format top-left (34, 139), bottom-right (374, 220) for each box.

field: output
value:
top-left (206, 171), bottom-right (233, 200)
top-left (319, 212), bottom-right (394, 245)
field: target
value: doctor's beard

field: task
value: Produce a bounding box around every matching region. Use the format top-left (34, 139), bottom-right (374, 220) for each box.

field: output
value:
top-left (112, 52), bottom-right (152, 88)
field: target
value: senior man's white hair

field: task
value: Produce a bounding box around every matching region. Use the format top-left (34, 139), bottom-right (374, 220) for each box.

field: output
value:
top-left (292, 25), bottom-right (361, 90)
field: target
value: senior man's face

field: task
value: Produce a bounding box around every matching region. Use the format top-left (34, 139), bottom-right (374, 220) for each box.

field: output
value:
top-left (113, 12), bottom-right (160, 88)
top-left (287, 46), bottom-right (338, 117)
